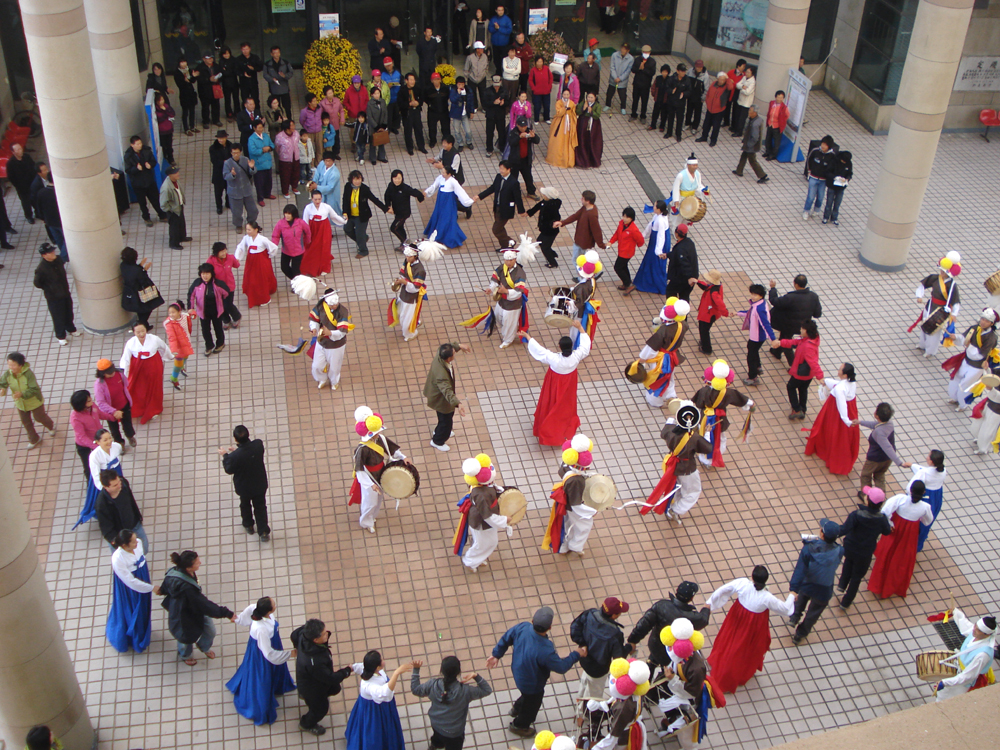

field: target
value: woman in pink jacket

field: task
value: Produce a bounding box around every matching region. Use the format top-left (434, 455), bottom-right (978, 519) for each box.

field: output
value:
top-left (70, 389), bottom-right (114, 481)
top-left (770, 318), bottom-right (823, 420)
top-left (208, 242), bottom-right (242, 328)
top-left (271, 204), bottom-right (312, 280)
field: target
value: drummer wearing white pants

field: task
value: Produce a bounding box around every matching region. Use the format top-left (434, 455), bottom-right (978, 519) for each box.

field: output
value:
top-left (947, 310), bottom-right (999, 412)
top-left (463, 483), bottom-right (511, 571)
top-left (489, 252), bottom-right (529, 348)
top-left (669, 154), bottom-right (706, 231)
top-left (350, 406), bottom-right (408, 533)
top-left (309, 289), bottom-right (351, 390)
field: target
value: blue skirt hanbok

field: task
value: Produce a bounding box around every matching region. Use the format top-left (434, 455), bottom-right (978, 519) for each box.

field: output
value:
top-left (424, 190), bottom-right (466, 248)
top-left (74, 456), bottom-right (123, 529)
top-left (345, 693), bottom-right (406, 750)
top-left (916, 486), bottom-right (944, 552)
top-left (633, 228), bottom-right (668, 294)
top-left (226, 623), bottom-right (296, 725)
top-left (106, 552), bottom-right (152, 653)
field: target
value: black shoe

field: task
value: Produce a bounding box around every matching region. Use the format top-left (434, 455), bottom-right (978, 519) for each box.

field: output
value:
top-left (508, 724), bottom-right (534, 738)
top-left (182, 236), bottom-right (193, 242)
top-left (428, 142), bottom-right (436, 149)
top-left (300, 724), bottom-right (326, 736)
top-left (216, 208), bottom-right (223, 215)
top-left (695, 137), bottom-right (707, 143)
top-left (709, 141), bottom-right (717, 147)
top-left (158, 215), bottom-right (169, 222)
top-left (27, 217), bottom-right (36, 224)
top-left (143, 218), bottom-right (154, 227)
top-left (418, 148), bottom-right (428, 154)
top-left (508, 706), bottom-right (518, 718)
top-left (467, 144), bottom-right (475, 150)
top-left (169, 245), bottom-right (184, 250)
top-left (758, 175), bottom-right (769, 184)
top-left (0, 243), bottom-right (13, 250)
top-left (259, 533), bottom-right (270, 542)
top-left (792, 634), bottom-right (804, 645)
top-left (7, 227), bottom-right (16, 234)
top-left (486, 150), bottom-right (494, 156)
top-left (244, 525), bottom-right (255, 535)
top-left (732, 170), bottom-right (742, 176)
top-left (407, 149), bottom-right (414, 155)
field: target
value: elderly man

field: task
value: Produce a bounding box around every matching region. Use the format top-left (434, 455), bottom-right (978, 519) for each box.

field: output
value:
top-left (222, 144), bottom-right (258, 232)
top-left (768, 274), bottom-right (822, 364)
top-left (5, 143), bottom-right (36, 223)
top-left (732, 104), bottom-right (768, 183)
top-left (464, 41), bottom-right (490, 113)
top-left (424, 342), bottom-right (472, 452)
top-left (695, 71), bottom-right (732, 147)
top-left (935, 611), bottom-right (998, 701)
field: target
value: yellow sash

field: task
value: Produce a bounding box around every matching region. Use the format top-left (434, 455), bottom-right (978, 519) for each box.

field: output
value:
top-left (662, 432), bottom-right (691, 472)
top-left (502, 264), bottom-right (516, 290)
top-left (699, 387), bottom-right (727, 435)
top-left (350, 188), bottom-right (360, 216)
top-left (322, 301), bottom-right (356, 334)
top-left (404, 261), bottom-right (428, 334)
top-left (639, 324), bottom-right (683, 387)
top-left (679, 189), bottom-right (696, 197)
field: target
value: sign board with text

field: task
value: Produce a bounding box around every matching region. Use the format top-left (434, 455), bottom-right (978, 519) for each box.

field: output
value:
top-left (319, 13), bottom-right (340, 38)
top-left (954, 57), bottom-right (1000, 92)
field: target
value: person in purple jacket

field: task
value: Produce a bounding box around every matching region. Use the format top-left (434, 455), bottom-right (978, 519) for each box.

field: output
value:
top-left (187, 264), bottom-right (232, 357)
top-left (94, 358), bottom-right (137, 448)
top-left (742, 283), bottom-right (776, 386)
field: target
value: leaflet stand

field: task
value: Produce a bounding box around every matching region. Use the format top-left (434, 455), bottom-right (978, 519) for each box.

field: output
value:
top-left (778, 68), bottom-right (810, 163)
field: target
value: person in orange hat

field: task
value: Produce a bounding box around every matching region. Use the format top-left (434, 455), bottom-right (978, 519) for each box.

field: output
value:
top-left (94, 358), bottom-right (137, 448)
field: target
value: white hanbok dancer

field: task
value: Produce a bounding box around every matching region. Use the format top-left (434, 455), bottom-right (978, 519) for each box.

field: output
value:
top-left (935, 609), bottom-right (997, 702)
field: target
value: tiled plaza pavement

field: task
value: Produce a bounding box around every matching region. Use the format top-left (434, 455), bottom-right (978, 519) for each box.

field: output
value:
top-left (2, 61), bottom-right (999, 750)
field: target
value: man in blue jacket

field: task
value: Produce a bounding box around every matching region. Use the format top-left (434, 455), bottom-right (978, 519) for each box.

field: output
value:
top-left (489, 5), bottom-right (514, 73)
top-left (487, 606), bottom-right (587, 737)
top-left (789, 519), bottom-right (845, 645)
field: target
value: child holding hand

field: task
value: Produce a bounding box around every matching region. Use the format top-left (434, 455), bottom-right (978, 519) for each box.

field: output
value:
top-left (163, 301), bottom-right (194, 390)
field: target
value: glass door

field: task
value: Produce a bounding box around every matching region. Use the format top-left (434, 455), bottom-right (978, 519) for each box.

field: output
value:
top-left (625, 0), bottom-right (674, 55)
top-left (549, 0), bottom-right (588, 56)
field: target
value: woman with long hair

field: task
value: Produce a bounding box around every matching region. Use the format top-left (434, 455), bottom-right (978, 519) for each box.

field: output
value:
top-left (423, 164), bottom-right (474, 248)
top-left (868, 481), bottom-right (934, 598)
top-left (73, 428), bottom-right (124, 529)
top-left (107, 528), bottom-right (160, 653)
top-left (119, 321), bottom-right (171, 424)
top-left (805, 362), bottom-right (860, 474)
top-left (226, 596), bottom-right (297, 725)
top-left (632, 199), bottom-right (670, 294)
top-left (271, 203), bottom-right (312, 280)
top-left (234, 221), bottom-right (280, 307)
top-left (345, 650), bottom-right (414, 750)
top-left (411, 656), bottom-right (492, 750)
top-left (910, 449), bottom-right (947, 552)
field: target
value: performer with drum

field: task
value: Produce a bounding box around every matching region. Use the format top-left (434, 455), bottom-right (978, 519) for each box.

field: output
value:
top-left (348, 406), bottom-right (411, 533)
top-left (387, 237), bottom-right (444, 343)
top-left (669, 153), bottom-right (708, 230)
top-left (912, 252), bottom-right (961, 359)
top-left (489, 248), bottom-right (530, 349)
top-left (630, 299), bottom-right (689, 408)
top-left (523, 320), bottom-right (592, 446)
top-left (541, 434), bottom-right (614, 556)
top-left (692, 360), bottom-right (753, 469)
top-left (568, 251), bottom-right (602, 349)
top-left (944, 308), bottom-right (999, 412)
top-left (935, 610), bottom-right (997, 701)
top-left (452, 454), bottom-right (518, 571)
top-left (308, 288), bottom-right (352, 391)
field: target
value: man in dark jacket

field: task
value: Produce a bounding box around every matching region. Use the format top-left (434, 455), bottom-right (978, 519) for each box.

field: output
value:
top-left (195, 52), bottom-right (223, 129)
top-left (475, 161), bottom-right (525, 253)
top-left (34, 184), bottom-right (68, 260)
top-left (235, 42), bottom-right (263, 106)
top-left (629, 45), bottom-right (657, 122)
top-left (487, 606), bottom-right (587, 737)
top-left (424, 73), bottom-right (451, 149)
top-left (570, 597), bottom-right (633, 709)
top-left (159, 552), bottom-right (235, 662)
top-left (29, 162), bottom-right (52, 216)
top-left (208, 130), bottom-right (231, 214)
top-left (235, 96), bottom-right (260, 154)
top-left (829, 486), bottom-right (892, 610)
top-left (430, 136), bottom-right (472, 219)
top-left (415, 26), bottom-right (441, 90)
top-left (733, 104), bottom-right (767, 183)
top-left (123, 135), bottom-right (167, 225)
top-left (768, 274), bottom-right (822, 364)
top-left (220, 424), bottom-right (270, 541)
top-left (262, 45), bottom-right (294, 116)
top-left (33, 243), bottom-right (78, 343)
top-left (94, 470), bottom-right (148, 551)
top-left (665, 224), bottom-right (699, 302)
top-left (789, 519), bottom-right (845, 644)
top-left (506, 116), bottom-right (540, 199)
top-left (6, 143), bottom-right (36, 223)
top-left (401, 73), bottom-right (427, 155)
top-left (341, 170), bottom-right (387, 258)
top-left (289, 619), bottom-right (353, 735)
top-left (627, 581), bottom-right (710, 667)
top-left (664, 64), bottom-right (692, 142)
top-left (483, 75), bottom-right (510, 155)
top-left (424, 341), bottom-right (472, 451)
top-left (368, 28), bottom-right (391, 73)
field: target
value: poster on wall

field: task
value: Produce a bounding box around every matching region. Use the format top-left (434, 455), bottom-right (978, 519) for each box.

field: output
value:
top-left (319, 13), bottom-right (340, 38)
top-left (271, 0), bottom-right (295, 12)
top-left (715, 0), bottom-right (768, 55)
top-left (954, 57), bottom-right (1000, 91)
top-left (528, 7), bottom-right (548, 34)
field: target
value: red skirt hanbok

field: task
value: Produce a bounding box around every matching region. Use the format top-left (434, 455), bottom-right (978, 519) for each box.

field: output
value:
top-left (128, 352), bottom-right (163, 424)
top-left (243, 252), bottom-right (278, 308)
top-left (533, 369), bottom-right (580, 446)
top-left (868, 515), bottom-right (920, 598)
top-left (805, 395), bottom-right (859, 475)
top-left (300, 215), bottom-right (333, 277)
top-left (706, 600), bottom-right (773, 693)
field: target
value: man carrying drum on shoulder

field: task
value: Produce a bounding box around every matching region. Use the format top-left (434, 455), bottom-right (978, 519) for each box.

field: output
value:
top-left (669, 153), bottom-right (708, 231)
top-left (541, 434), bottom-right (612, 557)
top-left (912, 252), bottom-right (961, 359)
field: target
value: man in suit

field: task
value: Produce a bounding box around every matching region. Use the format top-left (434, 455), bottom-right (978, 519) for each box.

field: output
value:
top-left (123, 136), bottom-right (167, 226)
top-left (767, 274), bottom-right (822, 364)
top-left (235, 96), bottom-right (260, 154)
top-left (474, 160), bottom-right (525, 252)
top-left (423, 341), bottom-right (472, 452)
top-left (235, 41), bottom-right (263, 107)
top-left (222, 144), bottom-right (258, 232)
top-left (341, 170), bottom-right (387, 259)
top-left (220, 425), bottom-right (271, 542)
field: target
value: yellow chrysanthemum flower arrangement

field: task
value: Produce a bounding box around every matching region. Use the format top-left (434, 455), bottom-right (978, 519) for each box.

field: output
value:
top-left (303, 36), bottom-right (363, 99)
top-left (435, 63), bottom-right (457, 86)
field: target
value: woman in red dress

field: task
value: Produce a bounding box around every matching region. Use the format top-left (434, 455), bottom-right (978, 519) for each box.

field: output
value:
top-left (705, 566), bottom-right (795, 693)
top-left (805, 362), bottom-right (860, 474)
top-left (523, 321), bottom-right (592, 446)
top-left (118, 322), bottom-right (171, 424)
top-left (868, 481), bottom-right (934, 599)
top-left (234, 221), bottom-right (280, 308)
top-left (300, 190), bottom-right (346, 277)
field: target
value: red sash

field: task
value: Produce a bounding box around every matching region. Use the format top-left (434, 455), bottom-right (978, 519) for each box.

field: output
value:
top-left (348, 461), bottom-right (384, 506)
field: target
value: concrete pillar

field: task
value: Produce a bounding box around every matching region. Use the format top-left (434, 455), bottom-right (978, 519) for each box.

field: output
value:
top-left (859, 0), bottom-right (975, 271)
top-left (672, 0), bottom-right (694, 55)
top-left (753, 0), bottom-right (811, 115)
top-left (84, 0), bottom-right (148, 170)
top-left (20, 0), bottom-right (131, 333)
top-left (0, 436), bottom-right (96, 750)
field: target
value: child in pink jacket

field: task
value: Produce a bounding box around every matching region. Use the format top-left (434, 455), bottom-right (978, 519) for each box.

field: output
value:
top-left (163, 301), bottom-right (195, 388)
top-left (208, 242), bottom-right (243, 329)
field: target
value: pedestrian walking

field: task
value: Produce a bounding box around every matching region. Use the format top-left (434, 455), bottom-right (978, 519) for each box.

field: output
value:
top-left (223, 144), bottom-right (259, 232)
top-left (1, 352), bottom-right (56, 449)
top-left (226, 596), bottom-right (297, 725)
top-left (220, 425), bottom-right (271, 541)
top-left (788, 519), bottom-right (844, 644)
top-left (411, 656), bottom-right (493, 750)
top-left (732, 105), bottom-right (768, 183)
top-left (33, 243), bottom-right (80, 345)
top-left (94, 358), bottom-right (137, 448)
top-left (123, 136), bottom-right (168, 226)
top-left (69, 389), bottom-right (111, 481)
top-left (163, 302), bottom-right (194, 390)
top-left (424, 342), bottom-right (472, 452)
top-left (159, 550), bottom-right (236, 666)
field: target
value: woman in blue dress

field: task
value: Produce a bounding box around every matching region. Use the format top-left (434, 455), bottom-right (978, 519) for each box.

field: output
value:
top-left (423, 165), bottom-right (474, 248)
top-left (226, 596), bottom-right (297, 725)
top-left (107, 528), bottom-right (159, 653)
top-left (910, 449), bottom-right (947, 552)
top-left (632, 199), bottom-right (671, 295)
top-left (345, 650), bottom-right (414, 750)
top-left (74, 428), bottom-right (124, 529)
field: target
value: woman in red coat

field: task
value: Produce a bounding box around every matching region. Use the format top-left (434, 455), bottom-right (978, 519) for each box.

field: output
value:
top-left (608, 206), bottom-right (644, 292)
top-left (695, 269), bottom-right (729, 355)
top-left (868, 481), bottom-right (934, 599)
top-left (805, 362), bottom-right (860, 474)
top-left (770, 318), bottom-right (822, 420)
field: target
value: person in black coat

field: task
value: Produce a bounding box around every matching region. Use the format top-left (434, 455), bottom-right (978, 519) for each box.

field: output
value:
top-left (368, 28), bottom-right (391, 72)
top-left (289, 619), bottom-right (354, 735)
top-left (29, 163), bottom-right (52, 216)
top-left (424, 75), bottom-right (451, 149)
top-left (6, 144), bottom-right (36, 223)
top-left (822, 150), bottom-right (853, 225)
top-left (160, 549), bottom-right (235, 665)
top-left (505, 116), bottom-right (540, 199)
top-left (173, 58), bottom-right (200, 134)
top-left (0, 187), bottom-right (13, 252)
top-left (665, 224), bottom-right (699, 302)
top-left (35, 185), bottom-right (68, 259)
top-left (626, 581), bottom-right (710, 667)
top-left (94, 471), bottom-right (146, 549)
top-left (120, 246), bottom-right (163, 329)
top-left (219, 46), bottom-right (241, 119)
top-left (415, 27), bottom-right (442, 90)
top-left (828, 486), bottom-right (893, 610)
top-left (482, 76), bottom-right (509, 155)
top-left (474, 160), bottom-right (524, 252)
top-left (630, 47), bottom-right (657, 122)
top-left (430, 136), bottom-right (472, 218)
top-left (32, 243), bottom-right (77, 342)
top-left (220, 425), bottom-right (271, 541)
top-left (384, 169), bottom-right (426, 247)
top-left (570, 597), bottom-right (633, 683)
top-left (208, 130), bottom-right (232, 214)
top-left (195, 52), bottom-right (223, 128)
top-left (526, 186), bottom-right (561, 267)
top-left (342, 170), bottom-right (387, 258)
top-left (123, 136), bottom-right (167, 224)
top-left (145, 62), bottom-right (173, 102)
top-left (401, 74), bottom-right (427, 155)
top-left (235, 43), bottom-right (263, 107)
top-left (235, 97), bottom-right (261, 155)
top-left (664, 64), bottom-right (692, 142)
top-left (767, 274), bottom-right (822, 364)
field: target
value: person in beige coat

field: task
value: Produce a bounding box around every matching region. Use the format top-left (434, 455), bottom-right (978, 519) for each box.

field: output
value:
top-left (423, 341), bottom-right (472, 452)
top-left (159, 165), bottom-right (191, 249)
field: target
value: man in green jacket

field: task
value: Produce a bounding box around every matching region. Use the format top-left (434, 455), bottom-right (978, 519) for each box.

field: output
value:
top-left (1, 352), bottom-right (56, 449)
top-left (159, 165), bottom-right (191, 250)
top-left (423, 341), bottom-right (472, 452)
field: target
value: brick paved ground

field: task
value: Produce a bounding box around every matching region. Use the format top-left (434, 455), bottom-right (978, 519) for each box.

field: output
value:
top-left (2, 60), bottom-right (999, 750)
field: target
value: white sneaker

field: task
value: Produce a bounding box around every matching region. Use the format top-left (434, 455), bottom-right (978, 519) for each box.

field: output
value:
top-left (284, 194), bottom-right (292, 200)
top-left (802, 211), bottom-right (810, 220)
top-left (70, 331), bottom-right (83, 337)
top-left (47, 427), bottom-right (58, 437)
top-left (499, 341), bottom-right (510, 349)
top-left (56, 339), bottom-right (67, 346)
top-left (359, 159), bottom-right (365, 165)
top-left (430, 440), bottom-right (451, 452)
top-left (27, 439), bottom-right (41, 450)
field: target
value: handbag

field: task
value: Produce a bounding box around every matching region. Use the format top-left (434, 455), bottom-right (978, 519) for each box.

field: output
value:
top-left (213, 83), bottom-right (224, 99)
top-left (138, 284), bottom-right (161, 304)
top-left (372, 129), bottom-right (390, 147)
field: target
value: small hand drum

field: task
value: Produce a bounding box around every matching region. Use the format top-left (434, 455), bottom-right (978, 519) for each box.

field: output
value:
top-left (498, 487), bottom-right (528, 525)
top-left (583, 474), bottom-right (617, 511)
top-left (678, 196), bottom-right (707, 223)
top-left (380, 461), bottom-right (420, 500)
top-left (920, 306), bottom-right (950, 335)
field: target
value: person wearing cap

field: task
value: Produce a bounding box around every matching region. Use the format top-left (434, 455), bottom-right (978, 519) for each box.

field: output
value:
top-left (464, 42), bottom-right (490, 114)
top-left (381, 58), bottom-right (402, 133)
top-left (669, 153), bottom-right (707, 230)
top-left (481, 247), bottom-right (530, 349)
top-left (913, 254), bottom-right (962, 358)
top-left (33, 242), bottom-right (80, 345)
top-left (629, 45), bottom-right (656, 123)
top-left (507, 116), bottom-right (540, 198)
top-left (488, 6), bottom-right (513, 71)
top-left (453, 453), bottom-right (513, 571)
top-left (523, 320), bottom-right (591, 446)
top-left (627, 582), bottom-right (710, 666)
top-left (423, 342), bottom-right (473, 452)
top-left (344, 76), bottom-right (369, 124)
top-left (159, 165), bottom-right (190, 250)
top-left (665, 223), bottom-right (699, 302)
top-left (946, 309), bottom-right (999, 410)
top-left (348, 407), bottom-right (409, 534)
top-left (826, 486), bottom-right (892, 610)
top-left (646, 400), bottom-right (713, 522)
top-left (94, 359), bottom-right (137, 448)
top-left (852, 402), bottom-right (911, 492)
top-left (307, 289), bottom-right (351, 391)
top-left (449, 76), bottom-right (475, 150)
top-left (695, 72), bottom-right (732, 147)
top-left (223, 143), bottom-right (259, 232)
top-left (972, 378), bottom-right (1000, 454)
top-left (935, 610), bottom-right (998, 701)
top-left (704, 566), bottom-right (795, 693)
top-left (788, 519), bottom-right (844, 644)
top-left (483, 75), bottom-right (510, 155)
top-left (570, 597), bottom-right (632, 714)
top-left (695, 270), bottom-right (728, 355)
top-left (390, 240), bottom-right (432, 342)
top-left (686, 60), bottom-right (710, 133)
top-left (692, 362), bottom-right (753, 468)
top-left (867, 481), bottom-right (933, 600)
top-left (474, 160), bottom-right (525, 251)
top-left (634, 300), bottom-right (689, 408)
top-left (543, 438), bottom-right (602, 555)
top-left (425, 72), bottom-right (452, 149)
top-left (526, 186), bottom-right (561, 267)
top-left (604, 43), bottom-right (633, 114)
top-left (401, 73), bottom-right (428, 155)
top-left (262, 45), bottom-right (294, 116)
top-left (486, 607), bottom-right (587, 738)
top-left (368, 69), bottom-right (390, 105)
top-left (416, 26), bottom-right (442, 90)
top-left (195, 52), bottom-right (223, 129)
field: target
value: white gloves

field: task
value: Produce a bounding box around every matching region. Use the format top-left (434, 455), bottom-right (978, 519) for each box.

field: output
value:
top-left (506, 526), bottom-right (514, 538)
